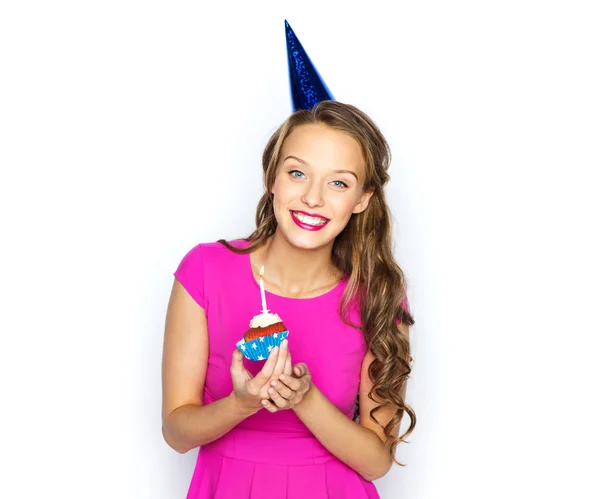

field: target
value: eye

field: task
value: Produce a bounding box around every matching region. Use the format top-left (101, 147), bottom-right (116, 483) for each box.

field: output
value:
top-left (288, 169), bottom-right (306, 179)
top-left (331, 180), bottom-right (349, 188)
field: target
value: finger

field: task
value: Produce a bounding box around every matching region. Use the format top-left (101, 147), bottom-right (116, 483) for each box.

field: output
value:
top-left (283, 348), bottom-right (292, 376)
top-left (261, 399), bottom-right (279, 413)
top-left (270, 380), bottom-right (294, 400)
top-left (252, 346), bottom-right (280, 385)
top-left (231, 349), bottom-right (245, 372)
top-left (268, 386), bottom-right (290, 409)
top-left (293, 363), bottom-right (308, 377)
top-left (278, 373), bottom-right (302, 391)
top-left (258, 378), bottom-right (274, 400)
top-left (272, 339), bottom-right (289, 378)
top-left (259, 346), bottom-right (288, 398)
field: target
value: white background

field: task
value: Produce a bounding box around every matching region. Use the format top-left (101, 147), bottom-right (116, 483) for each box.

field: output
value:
top-left (1, 1), bottom-right (599, 498)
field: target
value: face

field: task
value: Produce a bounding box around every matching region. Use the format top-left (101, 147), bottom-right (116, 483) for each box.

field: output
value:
top-left (270, 122), bottom-right (374, 250)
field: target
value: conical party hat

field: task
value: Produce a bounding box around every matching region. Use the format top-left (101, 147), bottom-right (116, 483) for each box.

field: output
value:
top-left (285, 20), bottom-right (335, 111)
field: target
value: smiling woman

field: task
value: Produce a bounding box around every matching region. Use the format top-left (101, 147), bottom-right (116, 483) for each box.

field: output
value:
top-left (269, 121), bottom-right (375, 251)
top-left (162, 100), bottom-right (416, 499)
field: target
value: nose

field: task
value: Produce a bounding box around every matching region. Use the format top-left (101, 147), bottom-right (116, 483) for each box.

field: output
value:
top-left (300, 180), bottom-right (325, 208)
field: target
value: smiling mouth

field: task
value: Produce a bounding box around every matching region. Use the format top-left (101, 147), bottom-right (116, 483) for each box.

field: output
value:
top-left (290, 210), bottom-right (330, 230)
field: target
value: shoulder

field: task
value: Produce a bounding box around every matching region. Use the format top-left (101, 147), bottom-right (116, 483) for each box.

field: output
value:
top-left (173, 238), bottom-right (250, 308)
top-left (179, 238), bottom-right (249, 264)
top-left (175, 238), bottom-right (251, 283)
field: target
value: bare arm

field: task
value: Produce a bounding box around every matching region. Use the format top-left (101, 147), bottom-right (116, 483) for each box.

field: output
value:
top-left (270, 324), bottom-right (410, 480)
top-left (162, 397), bottom-right (257, 454)
top-left (161, 279), bottom-right (290, 453)
top-left (292, 378), bottom-right (401, 482)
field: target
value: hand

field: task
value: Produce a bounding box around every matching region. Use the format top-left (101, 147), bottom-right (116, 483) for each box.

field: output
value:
top-left (230, 339), bottom-right (292, 414)
top-left (261, 362), bottom-right (312, 413)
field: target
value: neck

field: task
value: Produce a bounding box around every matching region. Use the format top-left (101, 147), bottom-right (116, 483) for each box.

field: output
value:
top-left (253, 230), bottom-right (342, 298)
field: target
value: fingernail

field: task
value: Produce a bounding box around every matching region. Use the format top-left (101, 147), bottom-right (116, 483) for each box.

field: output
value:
top-left (262, 400), bottom-right (268, 405)
top-left (280, 375), bottom-right (287, 381)
top-left (272, 347), bottom-right (279, 354)
top-left (271, 381), bottom-right (277, 387)
top-left (268, 388), bottom-right (275, 394)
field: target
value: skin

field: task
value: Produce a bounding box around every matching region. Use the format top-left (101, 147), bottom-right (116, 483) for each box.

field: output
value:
top-left (162, 122), bottom-right (408, 482)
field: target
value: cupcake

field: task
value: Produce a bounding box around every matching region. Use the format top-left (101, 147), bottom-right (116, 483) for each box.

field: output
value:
top-left (236, 311), bottom-right (289, 361)
top-left (236, 265), bottom-right (289, 361)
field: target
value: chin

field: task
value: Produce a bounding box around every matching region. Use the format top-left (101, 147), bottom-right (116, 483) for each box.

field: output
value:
top-left (288, 237), bottom-right (329, 251)
top-left (278, 223), bottom-right (342, 252)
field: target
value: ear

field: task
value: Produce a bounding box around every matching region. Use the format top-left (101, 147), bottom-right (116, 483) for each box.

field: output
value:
top-left (352, 187), bottom-right (374, 214)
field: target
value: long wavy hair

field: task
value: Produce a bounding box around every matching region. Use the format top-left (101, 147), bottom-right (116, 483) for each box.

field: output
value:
top-left (219, 100), bottom-right (416, 466)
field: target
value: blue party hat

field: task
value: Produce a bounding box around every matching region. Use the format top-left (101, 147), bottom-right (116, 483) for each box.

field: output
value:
top-left (285, 20), bottom-right (335, 111)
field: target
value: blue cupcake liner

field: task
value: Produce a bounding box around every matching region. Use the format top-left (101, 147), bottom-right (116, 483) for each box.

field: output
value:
top-left (236, 330), bottom-right (289, 361)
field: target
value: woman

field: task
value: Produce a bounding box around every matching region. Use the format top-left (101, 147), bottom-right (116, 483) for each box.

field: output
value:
top-left (162, 100), bottom-right (416, 498)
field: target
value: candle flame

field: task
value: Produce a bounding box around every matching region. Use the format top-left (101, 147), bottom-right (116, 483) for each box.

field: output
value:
top-left (259, 265), bottom-right (264, 278)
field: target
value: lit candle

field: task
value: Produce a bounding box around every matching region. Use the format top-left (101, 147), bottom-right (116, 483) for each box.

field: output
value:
top-left (259, 265), bottom-right (268, 314)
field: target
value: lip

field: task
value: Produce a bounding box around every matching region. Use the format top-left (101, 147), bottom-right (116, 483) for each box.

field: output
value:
top-left (290, 210), bottom-right (330, 231)
top-left (293, 210), bottom-right (330, 220)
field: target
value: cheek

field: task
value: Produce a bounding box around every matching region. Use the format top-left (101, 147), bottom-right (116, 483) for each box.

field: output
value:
top-left (272, 177), bottom-right (301, 203)
top-left (329, 195), bottom-right (360, 219)
top-left (271, 180), bottom-right (284, 204)
top-left (271, 180), bottom-right (292, 218)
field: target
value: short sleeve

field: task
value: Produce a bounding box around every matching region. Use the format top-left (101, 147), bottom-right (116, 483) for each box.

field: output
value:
top-left (173, 243), bottom-right (206, 309)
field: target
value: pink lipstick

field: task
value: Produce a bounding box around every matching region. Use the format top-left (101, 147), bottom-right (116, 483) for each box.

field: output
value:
top-left (290, 210), bottom-right (330, 231)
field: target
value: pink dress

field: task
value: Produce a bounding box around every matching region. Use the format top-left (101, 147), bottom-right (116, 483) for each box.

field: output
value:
top-left (173, 239), bottom-right (408, 498)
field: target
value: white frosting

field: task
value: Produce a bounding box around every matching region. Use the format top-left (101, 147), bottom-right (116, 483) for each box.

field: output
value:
top-left (249, 312), bottom-right (282, 328)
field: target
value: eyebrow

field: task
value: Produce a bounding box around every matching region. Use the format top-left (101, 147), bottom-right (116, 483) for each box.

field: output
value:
top-left (282, 155), bottom-right (359, 181)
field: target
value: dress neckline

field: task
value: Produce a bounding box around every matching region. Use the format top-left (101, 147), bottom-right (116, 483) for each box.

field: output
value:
top-left (240, 241), bottom-right (347, 301)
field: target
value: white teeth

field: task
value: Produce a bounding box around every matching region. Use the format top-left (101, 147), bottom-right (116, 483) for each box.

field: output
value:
top-left (293, 212), bottom-right (327, 226)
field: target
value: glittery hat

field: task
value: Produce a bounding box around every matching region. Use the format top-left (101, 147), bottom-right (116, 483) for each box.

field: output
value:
top-left (285, 20), bottom-right (335, 111)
